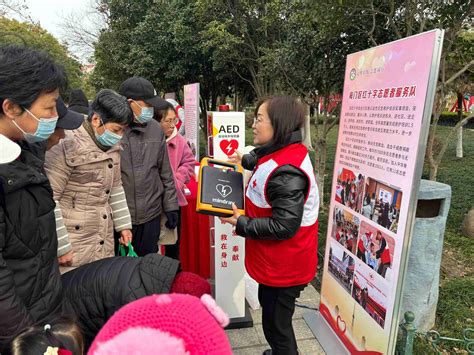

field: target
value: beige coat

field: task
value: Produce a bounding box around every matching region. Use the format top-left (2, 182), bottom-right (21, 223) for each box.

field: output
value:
top-left (45, 124), bottom-right (129, 268)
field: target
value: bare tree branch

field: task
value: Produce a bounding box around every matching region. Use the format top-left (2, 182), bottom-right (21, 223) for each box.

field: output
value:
top-left (418, 0), bottom-right (427, 33)
top-left (388, 0), bottom-right (403, 39)
top-left (405, 0), bottom-right (414, 37)
top-left (0, 0), bottom-right (35, 24)
top-left (58, 0), bottom-right (105, 62)
top-left (367, 0), bottom-right (379, 46)
top-left (443, 59), bottom-right (474, 88)
top-left (435, 112), bottom-right (474, 166)
top-left (229, 62), bottom-right (257, 95)
top-left (325, 112), bottom-right (340, 136)
top-left (276, 58), bottom-right (307, 98)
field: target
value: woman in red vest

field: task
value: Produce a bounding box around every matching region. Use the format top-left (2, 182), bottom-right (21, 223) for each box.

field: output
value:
top-left (223, 96), bottom-right (320, 355)
top-left (375, 231), bottom-right (391, 277)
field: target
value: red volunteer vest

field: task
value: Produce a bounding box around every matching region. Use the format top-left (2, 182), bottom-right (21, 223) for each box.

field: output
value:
top-left (381, 243), bottom-right (391, 264)
top-left (245, 143), bottom-right (319, 287)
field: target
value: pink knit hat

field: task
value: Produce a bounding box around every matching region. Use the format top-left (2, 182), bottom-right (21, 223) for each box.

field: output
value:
top-left (88, 294), bottom-right (232, 355)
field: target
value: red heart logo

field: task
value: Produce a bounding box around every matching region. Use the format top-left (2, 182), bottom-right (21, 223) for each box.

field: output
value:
top-left (336, 315), bottom-right (347, 334)
top-left (219, 139), bottom-right (239, 157)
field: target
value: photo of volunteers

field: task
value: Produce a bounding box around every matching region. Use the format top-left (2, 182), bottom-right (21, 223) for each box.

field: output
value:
top-left (332, 206), bottom-right (360, 255)
top-left (352, 262), bottom-right (389, 329)
top-left (334, 168), bottom-right (365, 213)
top-left (328, 242), bottom-right (355, 293)
top-left (356, 221), bottom-right (395, 281)
top-left (361, 178), bottom-right (402, 233)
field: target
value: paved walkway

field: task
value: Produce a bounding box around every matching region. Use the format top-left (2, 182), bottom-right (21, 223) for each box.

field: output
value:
top-left (226, 285), bottom-right (326, 354)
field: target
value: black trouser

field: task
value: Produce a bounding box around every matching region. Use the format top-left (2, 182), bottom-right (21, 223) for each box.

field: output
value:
top-left (115, 214), bottom-right (162, 256)
top-left (356, 249), bottom-right (366, 263)
top-left (132, 214), bottom-right (162, 256)
top-left (258, 283), bottom-right (306, 355)
top-left (164, 208), bottom-right (181, 260)
top-left (378, 262), bottom-right (389, 277)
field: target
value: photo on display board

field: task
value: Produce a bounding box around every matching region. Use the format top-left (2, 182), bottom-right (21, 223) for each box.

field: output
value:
top-left (356, 221), bottom-right (395, 282)
top-left (334, 168), bottom-right (366, 214)
top-left (331, 205), bottom-right (360, 255)
top-left (352, 261), bottom-right (389, 329)
top-left (328, 241), bottom-right (355, 294)
top-left (361, 177), bottom-right (402, 234)
top-left (188, 141), bottom-right (197, 158)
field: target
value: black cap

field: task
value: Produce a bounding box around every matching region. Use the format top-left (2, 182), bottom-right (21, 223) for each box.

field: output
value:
top-left (118, 77), bottom-right (169, 109)
top-left (56, 97), bottom-right (84, 130)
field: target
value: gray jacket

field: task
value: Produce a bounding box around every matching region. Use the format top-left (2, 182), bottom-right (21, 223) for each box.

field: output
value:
top-left (120, 119), bottom-right (178, 225)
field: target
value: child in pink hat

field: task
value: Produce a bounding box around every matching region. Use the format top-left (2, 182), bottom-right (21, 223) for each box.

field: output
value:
top-left (89, 294), bottom-right (232, 355)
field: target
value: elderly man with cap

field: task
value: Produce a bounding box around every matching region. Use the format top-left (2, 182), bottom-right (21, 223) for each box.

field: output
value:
top-left (45, 97), bottom-right (85, 267)
top-left (118, 77), bottom-right (178, 256)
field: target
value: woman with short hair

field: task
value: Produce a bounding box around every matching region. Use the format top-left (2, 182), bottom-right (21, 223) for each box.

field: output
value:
top-left (224, 96), bottom-right (320, 355)
top-left (45, 89), bottom-right (134, 271)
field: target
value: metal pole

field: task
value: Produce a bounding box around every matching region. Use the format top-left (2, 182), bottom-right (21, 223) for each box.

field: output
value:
top-left (398, 311), bottom-right (416, 355)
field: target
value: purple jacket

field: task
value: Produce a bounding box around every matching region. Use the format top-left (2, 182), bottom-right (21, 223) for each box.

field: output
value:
top-left (166, 128), bottom-right (196, 206)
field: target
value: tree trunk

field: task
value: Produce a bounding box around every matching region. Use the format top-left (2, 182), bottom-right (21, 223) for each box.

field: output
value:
top-left (429, 163), bottom-right (439, 181)
top-left (211, 91), bottom-right (218, 111)
top-left (234, 84), bottom-right (239, 111)
top-left (201, 91), bottom-right (210, 112)
top-left (456, 126), bottom-right (463, 158)
top-left (303, 102), bottom-right (313, 150)
top-left (315, 138), bottom-right (328, 209)
top-left (456, 91), bottom-right (463, 158)
top-left (426, 95), bottom-right (444, 181)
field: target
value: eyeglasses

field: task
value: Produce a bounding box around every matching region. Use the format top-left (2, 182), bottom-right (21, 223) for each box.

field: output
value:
top-left (163, 118), bottom-right (179, 125)
top-left (253, 117), bottom-right (270, 125)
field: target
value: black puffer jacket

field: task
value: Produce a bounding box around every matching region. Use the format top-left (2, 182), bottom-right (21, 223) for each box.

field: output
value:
top-left (62, 254), bottom-right (180, 347)
top-left (0, 143), bottom-right (65, 351)
top-left (236, 164), bottom-right (309, 240)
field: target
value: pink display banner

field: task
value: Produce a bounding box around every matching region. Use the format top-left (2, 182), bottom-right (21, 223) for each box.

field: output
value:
top-left (319, 30), bottom-right (443, 353)
top-left (184, 83), bottom-right (200, 160)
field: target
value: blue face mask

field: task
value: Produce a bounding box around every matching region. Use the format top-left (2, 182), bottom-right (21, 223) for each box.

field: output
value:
top-left (95, 119), bottom-right (123, 147)
top-left (133, 101), bottom-right (154, 124)
top-left (13, 108), bottom-right (58, 143)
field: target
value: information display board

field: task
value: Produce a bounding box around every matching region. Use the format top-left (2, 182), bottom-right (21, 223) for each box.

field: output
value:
top-left (184, 83), bottom-right (200, 160)
top-left (316, 30), bottom-right (444, 354)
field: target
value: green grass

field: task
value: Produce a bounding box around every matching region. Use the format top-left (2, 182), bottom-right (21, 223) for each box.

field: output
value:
top-left (412, 276), bottom-right (474, 354)
top-left (423, 125), bottom-right (474, 353)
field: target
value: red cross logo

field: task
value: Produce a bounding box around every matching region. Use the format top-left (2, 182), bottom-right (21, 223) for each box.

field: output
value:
top-left (252, 180), bottom-right (257, 188)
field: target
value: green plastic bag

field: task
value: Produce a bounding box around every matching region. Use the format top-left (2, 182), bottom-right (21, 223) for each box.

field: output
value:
top-left (118, 241), bottom-right (138, 257)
